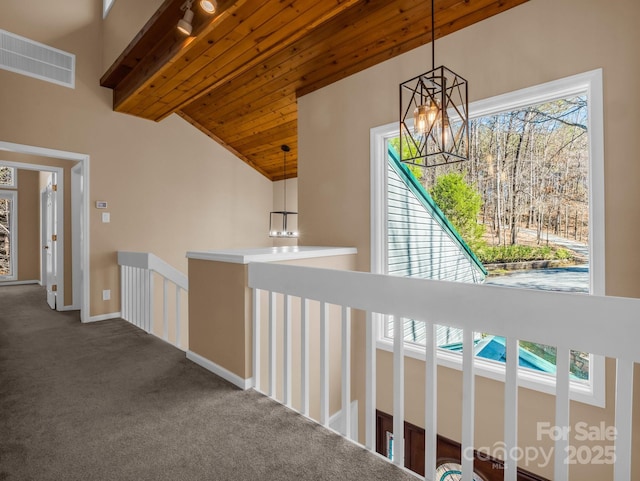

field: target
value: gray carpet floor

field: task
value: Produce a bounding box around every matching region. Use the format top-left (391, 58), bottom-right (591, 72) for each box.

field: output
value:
top-left (0, 285), bottom-right (415, 481)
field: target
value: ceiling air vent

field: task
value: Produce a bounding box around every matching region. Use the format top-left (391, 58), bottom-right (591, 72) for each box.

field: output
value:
top-left (0, 29), bottom-right (75, 89)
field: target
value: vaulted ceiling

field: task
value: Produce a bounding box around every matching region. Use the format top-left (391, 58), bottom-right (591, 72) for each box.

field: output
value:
top-left (101, 0), bottom-right (528, 181)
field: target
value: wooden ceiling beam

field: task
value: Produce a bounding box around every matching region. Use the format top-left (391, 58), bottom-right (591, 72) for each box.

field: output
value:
top-left (110, 0), bottom-right (248, 114)
top-left (101, 0), bottom-right (183, 88)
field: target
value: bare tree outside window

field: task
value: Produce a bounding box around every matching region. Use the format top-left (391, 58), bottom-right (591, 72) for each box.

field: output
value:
top-left (0, 197), bottom-right (11, 276)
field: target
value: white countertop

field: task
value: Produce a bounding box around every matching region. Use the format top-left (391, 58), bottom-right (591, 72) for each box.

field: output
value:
top-left (186, 246), bottom-right (357, 264)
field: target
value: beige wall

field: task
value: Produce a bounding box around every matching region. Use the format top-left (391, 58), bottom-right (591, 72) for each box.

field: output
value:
top-left (297, 0), bottom-right (639, 478)
top-left (0, 0), bottom-right (274, 317)
top-left (188, 259), bottom-right (251, 378)
top-left (16, 170), bottom-right (40, 281)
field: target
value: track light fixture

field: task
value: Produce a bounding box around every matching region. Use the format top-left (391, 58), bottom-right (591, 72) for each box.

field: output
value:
top-left (177, 0), bottom-right (195, 35)
top-left (177, 0), bottom-right (217, 35)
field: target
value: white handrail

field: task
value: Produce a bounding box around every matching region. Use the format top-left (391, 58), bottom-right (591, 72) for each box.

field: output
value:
top-left (248, 263), bottom-right (639, 362)
top-left (118, 251), bottom-right (188, 290)
top-left (118, 251), bottom-right (188, 350)
top-left (248, 261), bottom-right (638, 481)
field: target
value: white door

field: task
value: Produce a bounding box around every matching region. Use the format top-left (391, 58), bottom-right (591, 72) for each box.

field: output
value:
top-left (44, 175), bottom-right (57, 309)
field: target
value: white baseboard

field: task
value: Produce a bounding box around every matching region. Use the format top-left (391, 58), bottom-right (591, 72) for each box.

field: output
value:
top-left (86, 312), bottom-right (121, 323)
top-left (186, 350), bottom-right (252, 390)
top-left (58, 304), bottom-right (79, 311)
top-left (0, 279), bottom-right (39, 286)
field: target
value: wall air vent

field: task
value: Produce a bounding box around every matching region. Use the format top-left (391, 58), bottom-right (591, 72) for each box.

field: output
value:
top-left (0, 29), bottom-right (75, 89)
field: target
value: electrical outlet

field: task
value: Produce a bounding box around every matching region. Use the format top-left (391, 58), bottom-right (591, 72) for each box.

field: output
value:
top-left (102, 289), bottom-right (111, 301)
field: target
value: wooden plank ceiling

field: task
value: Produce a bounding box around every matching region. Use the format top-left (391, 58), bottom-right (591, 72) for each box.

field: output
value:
top-left (101, 0), bottom-right (529, 181)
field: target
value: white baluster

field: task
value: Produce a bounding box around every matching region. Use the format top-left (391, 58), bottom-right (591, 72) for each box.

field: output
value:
top-left (393, 315), bottom-right (404, 467)
top-left (461, 328), bottom-right (475, 481)
top-left (341, 306), bottom-right (351, 439)
top-left (253, 288), bottom-right (261, 392)
top-left (301, 297), bottom-right (309, 416)
top-left (175, 285), bottom-right (181, 349)
top-left (554, 347), bottom-right (570, 481)
top-left (134, 268), bottom-right (140, 328)
top-left (365, 311), bottom-right (377, 451)
top-left (163, 278), bottom-right (168, 341)
top-left (614, 359), bottom-right (634, 481)
top-left (424, 321), bottom-right (437, 480)
top-left (283, 294), bottom-right (292, 407)
top-left (504, 337), bottom-right (519, 481)
top-left (320, 301), bottom-right (329, 426)
top-left (269, 291), bottom-right (277, 399)
top-left (147, 270), bottom-right (154, 334)
top-left (120, 265), bottom-right (125, 321)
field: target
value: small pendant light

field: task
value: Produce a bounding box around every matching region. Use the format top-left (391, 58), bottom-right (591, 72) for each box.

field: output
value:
top-left (269, 145), bottom-right (299, 238)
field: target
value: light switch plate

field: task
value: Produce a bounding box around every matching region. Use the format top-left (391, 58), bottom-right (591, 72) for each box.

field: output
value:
top-left (102, 212), bottom-right (110, 223)
top-left (102, 289), bottom-right (111, 301)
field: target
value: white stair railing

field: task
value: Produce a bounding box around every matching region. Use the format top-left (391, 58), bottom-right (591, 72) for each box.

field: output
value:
top-left (248, 262), bottom-right (639, 481)
top-left (118, 251), bottom-right (188, 350)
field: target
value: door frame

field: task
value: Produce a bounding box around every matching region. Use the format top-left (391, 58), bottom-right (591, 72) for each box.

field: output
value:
top-left (4, 161), bottom-right (63, 308)
top-left (0, 141), bottom-right (90, 322)
top-left (40, 186), bottom-right (47, 285)
top-left (71, 163), bottom-right (83, 318)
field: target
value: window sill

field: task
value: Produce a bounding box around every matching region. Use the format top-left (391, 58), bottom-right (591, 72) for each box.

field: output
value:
top-left (376, 338), bottom-right (605, 408)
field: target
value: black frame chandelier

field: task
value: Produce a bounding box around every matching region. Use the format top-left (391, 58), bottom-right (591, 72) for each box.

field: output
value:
top-left (399, 0), bottom-right (469, 168)
top-left (269, 145), bottom-right (299, 238)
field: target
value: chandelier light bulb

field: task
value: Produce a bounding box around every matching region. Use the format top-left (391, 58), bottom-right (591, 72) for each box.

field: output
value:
top-left (413, 99), bottom-right (440, 136)
top-left (413, 105), bottom-right (428, 135)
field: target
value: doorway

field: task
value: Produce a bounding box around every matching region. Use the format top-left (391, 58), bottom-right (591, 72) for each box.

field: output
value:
top-left (0, 141), bottom-right (90, 322)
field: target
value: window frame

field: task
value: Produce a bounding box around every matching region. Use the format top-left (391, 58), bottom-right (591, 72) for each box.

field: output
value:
top-left (370, 69), bottom-right (605, 407)
top-left (0, 189), bottom-right (18, 281)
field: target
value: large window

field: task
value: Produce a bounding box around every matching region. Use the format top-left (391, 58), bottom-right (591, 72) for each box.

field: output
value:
top-left (371, 70), bottom-right (605, 406)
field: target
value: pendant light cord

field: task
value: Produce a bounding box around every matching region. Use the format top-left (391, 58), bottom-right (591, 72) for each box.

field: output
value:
top-left (431, 0), bottom-right (435, 71)
top-left (283, 149), bottom-right (287, 211)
